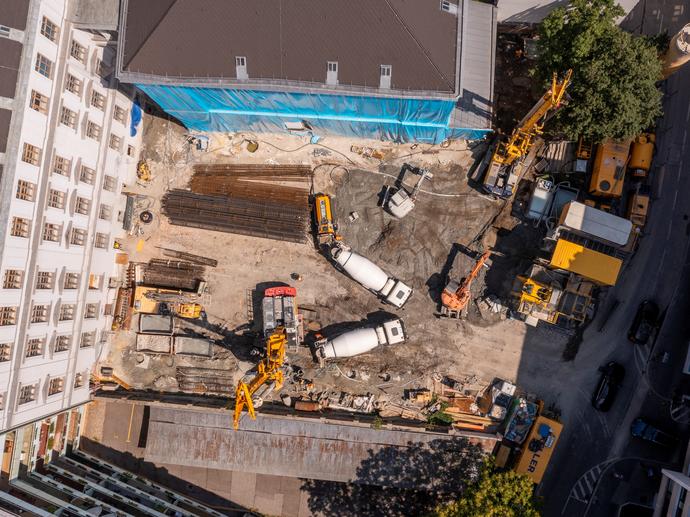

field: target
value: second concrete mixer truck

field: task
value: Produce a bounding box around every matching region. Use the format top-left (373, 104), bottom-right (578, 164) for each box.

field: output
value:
top-left (316, 319), bottom-right (406, 363)
top-left (330, 243), bottom-right (413, 308)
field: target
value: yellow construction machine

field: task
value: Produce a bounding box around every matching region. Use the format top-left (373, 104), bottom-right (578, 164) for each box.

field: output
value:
top-left (92, 366), bottom-right (132, 391)
top-left (312, 193), bottom-right (341, 246)
top-left (482, 69), bottom-right (573, 197)
top-left (233, 327), bottom-right (287, 430)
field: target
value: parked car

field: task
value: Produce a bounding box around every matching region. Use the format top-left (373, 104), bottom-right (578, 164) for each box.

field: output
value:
top-left (630, 418), bottom-right (677, 447)
top-left (591, 361), bottom-right (625, 411)
top-left (628, 300), bottom-right (659, 344)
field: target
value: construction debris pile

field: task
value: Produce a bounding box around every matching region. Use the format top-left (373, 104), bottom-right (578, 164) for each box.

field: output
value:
top-left (161, 164), bottom-right (312, 243)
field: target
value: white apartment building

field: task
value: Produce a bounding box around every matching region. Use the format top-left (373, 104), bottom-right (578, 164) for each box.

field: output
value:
top-left (0, 0), bottom-right (141, 432)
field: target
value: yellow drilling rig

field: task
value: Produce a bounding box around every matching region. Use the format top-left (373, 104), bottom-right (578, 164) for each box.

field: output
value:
top-left (481, 69), bottom-right (573, 198)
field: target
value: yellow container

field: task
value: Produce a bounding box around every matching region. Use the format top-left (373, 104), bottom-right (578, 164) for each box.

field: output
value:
top-left (628, 133), bottom-right (655, 178)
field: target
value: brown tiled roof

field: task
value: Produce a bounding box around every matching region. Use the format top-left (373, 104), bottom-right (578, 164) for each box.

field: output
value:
top-left (0, 109), bottom-right (12, 153)
top-left (120, 0), bottom-right (460, 93)
top-left (0, 38), bottom-right (22, 99)
top-left (1, 0), bottom-right (30, 31)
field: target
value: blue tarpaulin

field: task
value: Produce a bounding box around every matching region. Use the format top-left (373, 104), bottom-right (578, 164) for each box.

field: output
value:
top-left (136, 84), bottom-right (489, 143)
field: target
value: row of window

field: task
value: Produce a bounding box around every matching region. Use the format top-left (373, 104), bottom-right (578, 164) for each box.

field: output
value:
top-left (17, 371), bottom-right (88, 407)
top-left (0, 303), bottom-right (100, 326)
top-left (1, 332), bottom-right (96, 363)
top-left (16, 179), bottom-right (113, 218)
top-left (9, 217), bottom-right (110, 248)
top-left (3, 269), bottom-right (103, 291)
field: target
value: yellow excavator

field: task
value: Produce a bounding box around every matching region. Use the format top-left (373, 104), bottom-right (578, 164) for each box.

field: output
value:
top-left (233, 327), bottom-right (287, 430)
top-left (482, 69), bottom-right (573, 197)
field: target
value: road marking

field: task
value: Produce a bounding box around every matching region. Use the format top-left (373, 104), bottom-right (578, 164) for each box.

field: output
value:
top-left (673, 190), bottom-right (679, 210)
top-left (563, 460), bottom-right (617, 514)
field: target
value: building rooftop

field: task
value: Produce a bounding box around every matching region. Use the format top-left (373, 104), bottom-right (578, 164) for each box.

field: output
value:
top-left (118, 0), bottom-right (463, 94)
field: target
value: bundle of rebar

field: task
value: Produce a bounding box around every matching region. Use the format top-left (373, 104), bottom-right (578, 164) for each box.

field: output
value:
top-left (142, 258), bottom-right (205, 290)
top-left (162, 190), bottom-right (308, 243)
top-left (162, 164), bottom-right (312, 243)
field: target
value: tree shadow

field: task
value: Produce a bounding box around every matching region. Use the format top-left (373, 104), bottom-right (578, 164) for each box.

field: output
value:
top-left (301, 437), bottom-right (486, 517)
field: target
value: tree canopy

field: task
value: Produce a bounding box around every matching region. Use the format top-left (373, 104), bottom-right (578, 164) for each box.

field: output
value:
top-left (536, 0), bottom-right (663, 142)
top-left (432, 466), bottom-right (539, 517)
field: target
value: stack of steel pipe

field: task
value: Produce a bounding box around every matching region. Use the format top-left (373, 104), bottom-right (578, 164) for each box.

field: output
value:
top-left (142, 258), bottom-right (205, 290)
top-left (162, 164), bottom-right (311, 243)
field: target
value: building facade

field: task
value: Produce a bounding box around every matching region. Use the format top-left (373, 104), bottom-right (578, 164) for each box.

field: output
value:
top-left (0, 0), bottom-right (141, 433)
top-left (115, 0), bottom-right (496, 143)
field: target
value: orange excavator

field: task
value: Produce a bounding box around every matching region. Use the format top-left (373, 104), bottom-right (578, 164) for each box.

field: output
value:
top-left (233, 326), bottom-right (287, 430)
top-left (441, 251), bottom-right (491, 318)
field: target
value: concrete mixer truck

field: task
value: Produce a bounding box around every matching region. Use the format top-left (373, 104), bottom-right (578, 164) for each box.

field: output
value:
top-left (330, 243), bottom-right (413, 308)
top-left (316, 319), bottom-right (406, 364)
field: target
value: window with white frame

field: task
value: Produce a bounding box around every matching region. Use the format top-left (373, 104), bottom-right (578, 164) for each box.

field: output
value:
top-left (109, 134), bottom-right (122, 151)
top-left (70, 227), bottom-right (87, 246)
top-left (88, 273), bottom-right (103, 290)
top-left (35, 54), bottom-right (53, 78)
top-left (86, 121), bottom-right (101, 141)
top-left (84, 303), bottom-right (98, 319)
top-left (59, 303), bottom-right (75, 321)
top-left (3, 270), bottom-right (23, 289)
top-left (63, 272), bottom-right (80, 289)
top-left (35, 271), bottom-right (54, 290)
top-left (47, 189), bottom-right (66, 209)
top-left (65, 73), bottom-right (82, 95)
top-left (74, 372), bottom-right (85, 388)
top-left (70, 40), bottom-right (87, 63)
top-left (59, 106), bottom-right (78, 129)
top-left (30, 304), bottom-right (49, 324)
top-left (16, 180), bottom-right (36, 201)
top-left (29, 90), bottom-right (49, 114)
top-left (25, 337), bottom-right (44, 357)
top-left (48, 377), bottom-right (64, 396)
top-left (379, 65), bottom-right (392, 89)
top-left (0, 307), bottom-right (17, 326)
top-left (75, 196), bottom-right (91, 215)
top-left (40, 17), bottom-right (59, 42)
top-left (18, 384), bottom-right (37, 404)
top-left (0, 343), bottom-right (11, 362)
top-left (80, 331), bottom-right (95, 348)
top-left (42, 223), bottom-right (62, 242)
top-left (114, 105), bottom-right (126, 124)
top-left (52, 154), bottom-right (71, 177)
top-left (21, 143), bottom-right (41, 165)
top-left (90, 90), bottom-right (106, 110)
top-left (103, 175), bottom-right (117, 192)
top-left (11, 217), bottom-right (30, 238)
top-left (55, 335), bottom-right (71, 353)
top-left (94, 233), bottom-right (109, 249)
top-left (79, 165), bottom-right (95, 184)
top-left (98, 204), bottom-right (112, 221)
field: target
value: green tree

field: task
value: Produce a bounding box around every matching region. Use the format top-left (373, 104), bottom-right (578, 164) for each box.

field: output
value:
top-left (432, 465), bottom-right (539, 517)
top-left (536, 0), bottom-right (663, 142)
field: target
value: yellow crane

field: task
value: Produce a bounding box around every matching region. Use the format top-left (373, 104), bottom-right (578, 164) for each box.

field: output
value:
top-left (483, 69), bottom-right (573, 197)
top-left (233, 327), bottom-right (287, 430)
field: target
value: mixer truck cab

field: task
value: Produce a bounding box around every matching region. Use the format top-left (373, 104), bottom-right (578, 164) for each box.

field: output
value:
top-left (330, 243), bottom-right (413, 308)
top-left (317, 318), bottom-right (406, 364)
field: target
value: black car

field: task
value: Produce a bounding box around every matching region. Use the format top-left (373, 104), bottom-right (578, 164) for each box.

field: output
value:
top-left (591, 361), bottom-right (625, 411)
top-left (628, 300), bottom-right (659, 344)
top-left (630, 418), bottom-right (677, 448)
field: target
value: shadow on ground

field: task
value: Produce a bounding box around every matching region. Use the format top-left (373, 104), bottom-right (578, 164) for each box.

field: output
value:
top-left (300, 437), bottom-right (485, 517)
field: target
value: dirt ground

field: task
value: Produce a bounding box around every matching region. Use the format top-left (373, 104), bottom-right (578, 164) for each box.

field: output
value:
top-left (103, 112), bottom-right (570, 418)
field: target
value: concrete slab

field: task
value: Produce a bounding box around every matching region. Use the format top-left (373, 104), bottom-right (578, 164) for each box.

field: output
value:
top-left (229, 471), bottom-right (257, 509)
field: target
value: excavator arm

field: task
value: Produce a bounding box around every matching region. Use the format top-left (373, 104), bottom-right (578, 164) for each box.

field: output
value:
top-left (441, 251), bottom-right (491, 313)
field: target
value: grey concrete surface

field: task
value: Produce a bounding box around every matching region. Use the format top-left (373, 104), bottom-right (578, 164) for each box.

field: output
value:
top-left (540, 2), bottom-right (690, 515)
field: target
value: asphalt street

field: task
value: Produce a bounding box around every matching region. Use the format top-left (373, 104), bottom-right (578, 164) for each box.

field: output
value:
top-left (541, 2), bottom-right (690, 515)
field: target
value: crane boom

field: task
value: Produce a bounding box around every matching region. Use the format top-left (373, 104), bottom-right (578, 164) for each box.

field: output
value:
top-left (233, 327), bottom-right (286, 430)
top-left (493, 69), bottom-right (572, 167)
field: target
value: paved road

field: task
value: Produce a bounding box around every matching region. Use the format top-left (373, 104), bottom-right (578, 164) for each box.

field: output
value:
top-left (541, 3), bottom-right (690, 515)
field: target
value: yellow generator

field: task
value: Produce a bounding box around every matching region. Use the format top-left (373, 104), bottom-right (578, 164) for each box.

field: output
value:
top-left (312, 193), bottom-right (340, 245)
top-left (588, 140), bottom-right (631, 198)
top-left (173, 303), bottom-right (202, 319)
top-left (628, 133), bottom-right (655, 179)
